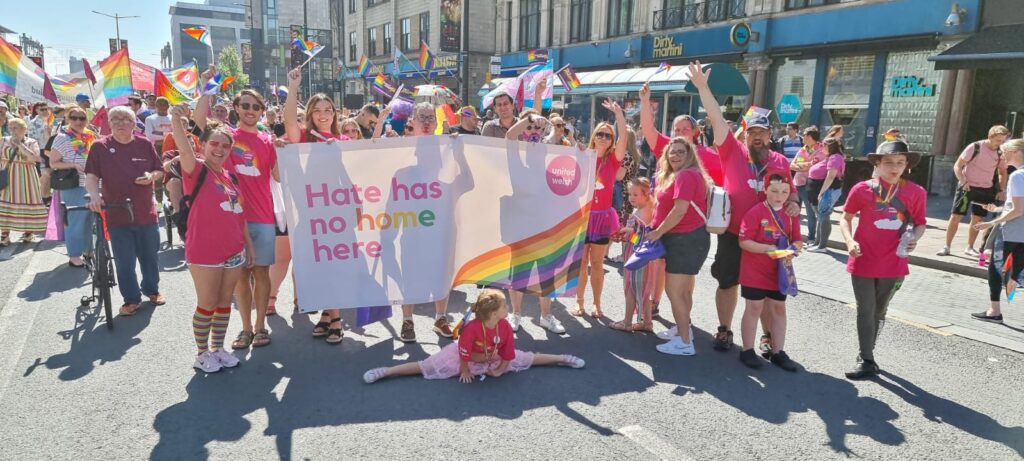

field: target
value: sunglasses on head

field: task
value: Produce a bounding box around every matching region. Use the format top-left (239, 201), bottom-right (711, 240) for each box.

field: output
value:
top-left (207, 140), bottom-right (232, 149)
top-left (238, 102), bottom-right (264, 111)
top-left (595, 132), bottom-right (613, 140)
top-left (68, 115), bottom-right (87, 122)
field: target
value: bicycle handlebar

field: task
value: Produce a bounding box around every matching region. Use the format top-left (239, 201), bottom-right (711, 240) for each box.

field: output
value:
top-left (64, 197), bottom-right (135, 223)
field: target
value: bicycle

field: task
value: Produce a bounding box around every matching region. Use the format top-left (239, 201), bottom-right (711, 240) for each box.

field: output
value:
top-left (63, 196), bottom-right (134, 329)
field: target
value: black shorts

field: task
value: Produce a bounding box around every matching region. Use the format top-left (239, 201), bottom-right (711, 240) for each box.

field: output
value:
top-left (710, 232), bottom-right (741, 289)
top-left (661, 227), bottom-right (711, 275)
top-left (741, 286), bottom-right (787, 301)
top-left (952, 186), bottom-right (997, 217)
top-left (585, 237), bottom-right (610, 245)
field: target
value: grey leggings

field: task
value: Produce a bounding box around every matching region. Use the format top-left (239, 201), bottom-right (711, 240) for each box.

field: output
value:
top-left (851, 275), bottom-right (904, 362)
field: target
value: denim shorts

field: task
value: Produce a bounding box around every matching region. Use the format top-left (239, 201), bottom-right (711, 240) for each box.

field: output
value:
top-left (662, 227), bottom-right (711, 275)
top-left (247, 223), bottom-right (277, 266)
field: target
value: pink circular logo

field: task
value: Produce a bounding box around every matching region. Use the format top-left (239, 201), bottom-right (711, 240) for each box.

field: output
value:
top-left (546, 155), bottom-right (581, 196)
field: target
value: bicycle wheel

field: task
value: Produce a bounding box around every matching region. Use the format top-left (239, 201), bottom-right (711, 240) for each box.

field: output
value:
top-left (94, 229), bottom-right (114, 329)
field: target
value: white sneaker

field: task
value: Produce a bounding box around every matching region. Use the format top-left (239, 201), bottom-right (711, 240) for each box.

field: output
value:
top-left (964, 247), bottom-right (980, 257)
top-left (936, 247), bottom-right (950, 256)
top-left (539, 314), bottom-right (566, 334)
top-left (193, 351), bottom-right (223, 373)
top-left (363, 367), bottom-right (388, 384)
top-left (808, 245), bottom-right (828, 253)
top-left (657, 326), bottom-right (678, 340)
top-left (562, 355), bottom-right (585, 368)
top-left (508, 313), bottom-right (521, 332)
top-left (211, 349), bottom-right (240, 368)
top-left (656, 337), bottom-right (696, 356)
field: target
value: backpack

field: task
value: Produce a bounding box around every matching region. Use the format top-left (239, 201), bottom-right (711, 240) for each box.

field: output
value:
top-left (967, 141), bottom-right (1002, 190)
top-left (176, 165), bottom-right (208, 241)
top-left (692, 184), bottom-right (731, 235)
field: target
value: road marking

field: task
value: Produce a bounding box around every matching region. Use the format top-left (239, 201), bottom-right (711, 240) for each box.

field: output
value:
top-left (617, 425), bottom-right (693, 461)
top-left (0, 246), bottom-right (50, 402)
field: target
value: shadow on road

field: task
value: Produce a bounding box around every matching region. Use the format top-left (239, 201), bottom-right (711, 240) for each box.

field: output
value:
top-left (18, 261), bottom-right (89, 302)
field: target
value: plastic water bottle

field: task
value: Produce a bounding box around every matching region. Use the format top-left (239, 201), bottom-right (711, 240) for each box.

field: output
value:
top-left (896, 227), bottom-right (914, 258)
top-left (979, 250), bottom-right (988, 267)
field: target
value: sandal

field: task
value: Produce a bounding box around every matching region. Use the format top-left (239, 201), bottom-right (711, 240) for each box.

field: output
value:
top-left (631, 322), bottom-right (654, 333)
top-left (590, 309), bottom-right (604, 318)
top-left (572, 301), bottom-right (585, 317)
top-left (608, 320), bottom-right (632, 332)
top-left (312, 316), bottom-right (330, 337)
top-left (118, 303), bottom-right (140, 316)
top-left (232, 330), bottom-right (255, 350)
top-left (325, 319), bottom-right (344, 345)
top-left (252, 329), bottom-right (271, 347)
top-left (266, 296), bottom-right (277, 316)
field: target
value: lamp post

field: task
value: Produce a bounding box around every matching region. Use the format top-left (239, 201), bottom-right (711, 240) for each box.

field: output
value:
top-left (91, 11), bottom-right (140, 51)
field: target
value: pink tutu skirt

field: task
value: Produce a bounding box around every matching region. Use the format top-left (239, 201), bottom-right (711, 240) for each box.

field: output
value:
top-left (586, 208), bottom-right (621, 241)
top-left (419, 343), bottom-right (535, 380)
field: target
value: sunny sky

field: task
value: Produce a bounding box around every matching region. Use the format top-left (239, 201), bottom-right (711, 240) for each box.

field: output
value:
top-left (2, 0), bottom-right (178, 75)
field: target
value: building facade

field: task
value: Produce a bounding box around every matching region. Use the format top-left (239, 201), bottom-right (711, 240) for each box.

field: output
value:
top-left (491, 0), bottom-right (1022, 194)
top-left (246, 0), bottom-right (334, 99)
top-left (170, 0), bottom-right (251, 71)
top-left (69, 57), bottom-right (84, 74)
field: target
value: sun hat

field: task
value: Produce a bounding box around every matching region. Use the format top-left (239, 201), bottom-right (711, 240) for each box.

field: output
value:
top-left (867, 140), bottom-right (921, 169)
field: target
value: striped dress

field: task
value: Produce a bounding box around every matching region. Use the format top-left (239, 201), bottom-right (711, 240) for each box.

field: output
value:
top-left (0, 138), bottom-right (47, 233)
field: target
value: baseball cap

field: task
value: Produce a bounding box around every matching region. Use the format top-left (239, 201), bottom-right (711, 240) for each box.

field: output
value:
top-left (75, 93), bottom-right (90, 102)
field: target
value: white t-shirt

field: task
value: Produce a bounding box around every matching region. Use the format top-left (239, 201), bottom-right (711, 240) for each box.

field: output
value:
top-left (1001, 169), bottom-right (1024, 243)
top-left (144, 114), bottom-right (173, 144)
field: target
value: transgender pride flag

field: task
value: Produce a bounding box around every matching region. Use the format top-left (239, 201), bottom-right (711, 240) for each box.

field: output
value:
top-left (99, 48), bottom-right (133, 106)
top-left (0, 36), bottom-right (21, 95)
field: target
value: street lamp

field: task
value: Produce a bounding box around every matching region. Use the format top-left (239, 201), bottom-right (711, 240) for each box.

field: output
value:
top-left (92, 11), bottom-right (140, 51)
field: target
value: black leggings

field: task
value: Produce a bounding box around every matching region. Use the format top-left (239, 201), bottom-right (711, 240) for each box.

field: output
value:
top-left (990, 241), bottom-right (1024, 301)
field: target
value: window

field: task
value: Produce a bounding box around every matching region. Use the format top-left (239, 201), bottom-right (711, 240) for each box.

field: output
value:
top-left (367, 0), bottom-right (387, 6)
top-left (349, 31), bottom-right (357, 61)
top-left (368, 28), bottom-right (377, 57)
top-left (785, 0), bottom-right (838, 10)
top-left (349, 0), bottom-right (355, 13)
top-left (419, 13), bottom-right (430, 47)
top-left (569, 0), bottom-right (592, 43)
top-left (822, 55), bottom-right (875, 155)
top-left (383, 23), bottom-right (392, 56)
top-left (606, 0), bottom-right (633, 37)
top-left (518, 0), bottom-right (540, 49)
top-left (401, 18), bottom-right (411, 51)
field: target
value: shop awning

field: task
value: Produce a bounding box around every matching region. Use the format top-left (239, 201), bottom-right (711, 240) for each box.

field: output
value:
top-left (479, 62), bottom-right (749, 98)
top-left (929, 24), bottom-right (1024, 70)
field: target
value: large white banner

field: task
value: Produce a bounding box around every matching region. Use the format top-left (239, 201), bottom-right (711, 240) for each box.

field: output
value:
top-left (278, 135), bottom-right (596, 311)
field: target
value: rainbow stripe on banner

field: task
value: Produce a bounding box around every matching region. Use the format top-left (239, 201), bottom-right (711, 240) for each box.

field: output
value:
top-left (357, 55), bottom-right (371, 76)
top-left (419, 41), bottom-right (434, 70)
top-left (100, 48), bottom-right (133, 106)
top-left (451, 207), bottom-right (589, 297)
top-left (0, 36), bottom-right (21, 95)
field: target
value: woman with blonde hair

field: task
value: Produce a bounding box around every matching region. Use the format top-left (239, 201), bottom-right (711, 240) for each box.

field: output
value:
top-left (0, 118), bottom-right (47, 244)
top-left (339, 118), bottom-right (363, 140)
top-left (572, 98), bottom-right (628, 318)
top-left (646, 137), bottom-right (712, 355)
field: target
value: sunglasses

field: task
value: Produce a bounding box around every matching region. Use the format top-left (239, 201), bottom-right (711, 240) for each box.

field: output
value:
top-left (415, 115), bottom-right (436, 123)
top-left (68, 115), bottom-right (87, 122)
top-left (595, 132), bottom-right (614, 140)
top-left (554, 123), bottom-right (565, 128)
top-left (526, 125), bottom-right (540, 131)
top-left (237, 102), bottom-right (264, 111)
top-left (207, 140), bottom-right (233, 149)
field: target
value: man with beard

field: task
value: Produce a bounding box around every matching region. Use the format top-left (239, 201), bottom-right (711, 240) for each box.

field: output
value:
top-left (355, 104), bottom-right (380, 140)
top-left (689, 61), bottom-right (799, 355)
top-left (481, 93), bottom-right (517, 139)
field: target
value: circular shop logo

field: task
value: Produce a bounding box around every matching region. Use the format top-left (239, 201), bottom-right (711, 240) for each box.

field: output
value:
top-left (546, 155), bottom-right (581, 196)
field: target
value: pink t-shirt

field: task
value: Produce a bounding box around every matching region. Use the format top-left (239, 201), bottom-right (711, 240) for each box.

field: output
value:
top-left (739, 202), bottom-right (803, 291)
top-left (791, 144), bottom-right (825, 187)
top-left (808, 152), bottom-right (846, 181)
top-left (182, 162), bottom-right (246, 265)
top-left (718, 132), bottom-right (796, 235)
top-left (593, 152), bottom-right (623, 210)
top-left (226, 127), bottom-right (277, 224)
top-left (457, 318), bottom-right (515, 362)
top-left (959, 140), bottom-right (1004, 188)
top-left (651, 168), bottom-right (708, 234)
top-left (843, 179), bottom-right (928, 278)
top-left (653, 133), bottom-right (724, 186)
top-left (299, 130), bottom-right (350, 143)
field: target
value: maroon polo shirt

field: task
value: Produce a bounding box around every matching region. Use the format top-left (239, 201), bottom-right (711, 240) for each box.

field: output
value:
top-left (85, 134), bottom-right (163, 227)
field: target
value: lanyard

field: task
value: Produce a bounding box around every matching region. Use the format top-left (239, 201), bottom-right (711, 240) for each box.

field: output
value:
top-left (874, 179), bottom-right (901, 206)
top-left (765, 202), bottom-right (790, 241)
top-left (479, 321), bottom-right (500, 360)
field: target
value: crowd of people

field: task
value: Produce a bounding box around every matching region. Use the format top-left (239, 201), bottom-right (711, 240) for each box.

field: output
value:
top-left (2, 58), bottom-right (1021, 385)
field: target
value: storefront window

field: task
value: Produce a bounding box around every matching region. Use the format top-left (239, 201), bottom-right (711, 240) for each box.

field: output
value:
top-left (769, 57), bottom-right (816, 129)
top-left (563, 94), bottom-right (593, 141)
top-left (663, 94), bottom-right (691, 133)
top-left (822, 54), bottom-right (873, 156)
top-left (879, 50), bottom-right (943, 154)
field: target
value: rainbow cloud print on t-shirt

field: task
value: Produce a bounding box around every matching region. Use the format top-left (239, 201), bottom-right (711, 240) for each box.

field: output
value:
top-left (872, 197), bottom-right (906, 230)
top-left (215, 181), bottom-right (244, 214)
top-left (231, 141), bottom-right (261, 177)
top-left (760, 219), bottom-right (780, 240)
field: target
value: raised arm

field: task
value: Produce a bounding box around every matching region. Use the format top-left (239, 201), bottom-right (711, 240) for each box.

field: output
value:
top-left (371, 105), bottom-right (392, 139)
top-left (688, 61), bottom-right (728, 147)
top-left (602, 98), bottom-right (628, 162)
top-left (283, 67), bottom-right (303, 143)
top-left (505, 116), bottom-right (530, 140)
top-left (638, 82), bottom-right (661, 150)
top-left (193, 65), bottom-right (217, 131)
top-left (531, 78), bottom-right (547, 109)
top-left (170, 105), bottom-right (198, 176)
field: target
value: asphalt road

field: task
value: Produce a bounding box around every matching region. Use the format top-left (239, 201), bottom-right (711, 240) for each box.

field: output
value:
top-left (0, 240), bottom-right (1021, 460)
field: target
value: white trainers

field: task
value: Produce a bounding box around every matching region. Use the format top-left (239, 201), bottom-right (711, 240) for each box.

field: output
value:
top-left (562, 355), bottom-right (585, 368)
top-left (363, 367), bottom-right (388, 384)
top-left (193, 351), bottom-right (223, 373)
top-left (656, 336), bottom-right (696, 356)
top-left (808, 245), bottom-right (828, 253)
top-left (539, 314), bottom-right (566, 334)
top-left (508, 312), bottom-right (521, 332)
top-left (936, 247), bottom-right (950, 256)
top-left (965, 247), bottom-right (980, 257)
top-left (211, 349), bottom-right (240, 368)
top-left (657, 326), bottom-right (678, 340)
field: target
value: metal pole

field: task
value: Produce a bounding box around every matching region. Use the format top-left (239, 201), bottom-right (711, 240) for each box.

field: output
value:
top-left (92, 11), bottom-right (140, 52)
top-left (304, 0), bottom-right (311, 97)
top-left (460, 0), bottom-right (469, 103)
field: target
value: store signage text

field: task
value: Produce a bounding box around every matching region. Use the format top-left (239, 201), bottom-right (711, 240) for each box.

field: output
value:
top-left (434, 55), bottom-right (458, 69)
top-left (890, 76), bottom-right (936, 97)
top-left (653, 36), bottom-right (684, 59)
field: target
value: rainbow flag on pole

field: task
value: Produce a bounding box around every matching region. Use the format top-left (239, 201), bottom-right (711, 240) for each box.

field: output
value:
top-left (556, 64), bottom-right (581, 92)
top-left (357, 55), bottom-right (371, 76)
top-left (0, 36), bottom-right (21, 95)
top-left (292, 38), bottom-right (324, 58)
top-left (419, 41), bottom-right (434, 71)
top-left (166, 62), bottom-right (199, 96)
top-left (154, 69), bottom-right (192, 105)
top-left (183, 26), bottom-right (211, 47)
top-left (99, 48), bottom-right (133, 106)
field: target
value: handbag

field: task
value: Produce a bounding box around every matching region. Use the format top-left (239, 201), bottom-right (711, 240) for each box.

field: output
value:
top-left (624, 237), bottom-right (666, 271)
top-left (51, 168), bottom-right (80, 190)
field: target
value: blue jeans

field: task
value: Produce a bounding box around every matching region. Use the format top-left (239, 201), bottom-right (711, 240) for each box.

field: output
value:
top-left (797, 185), bottom-right (817, 242)
top-left (61, 186), bottom-right (94, 258)
top-left (816, 188), bottom-right (842, 248)
top-left (612, 182), bottom-right (624, 212)
top-left (109, 224), bottom-right (161, 305)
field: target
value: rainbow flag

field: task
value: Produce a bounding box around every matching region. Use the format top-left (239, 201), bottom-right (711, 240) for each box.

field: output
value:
top-left (201, 73), bottom-right (235, 96)
top-left (629, 231), bottom-right (640, 245)
top-left (451, 207), bottom-right (589, 297)
top-left (766, 248), bottom-right (796, 260)
top-left (99, 48), bottom-right (133, 106)
top-left (556, 64), bottom-right (581, 92)
top-left (166, 62), bottom-right (199, 96)
top-left (357, 55), bottom-right (371, 76)
top-left (275, 85), bottom-right (288, 98)
top-left (183, 26), bottom-right (211, 47)
top-left (51, 76), bottom-right (81, 94)
top-left (527, 49), bottom-right (548, 64)
top-left (0, 36), bottom-right (21, 95)
top-left (419, 41), bottom-right (434, 71)
top-left (154, 69), bottom-right (192, 105)
top-left (655, 62), bottom-right (672, 75)
top-left (292, 38), bottom-right (324, 58)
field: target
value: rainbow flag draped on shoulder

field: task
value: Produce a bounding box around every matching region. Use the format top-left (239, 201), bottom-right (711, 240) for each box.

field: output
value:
top-left (99, 48), bottom-right (133, 106)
